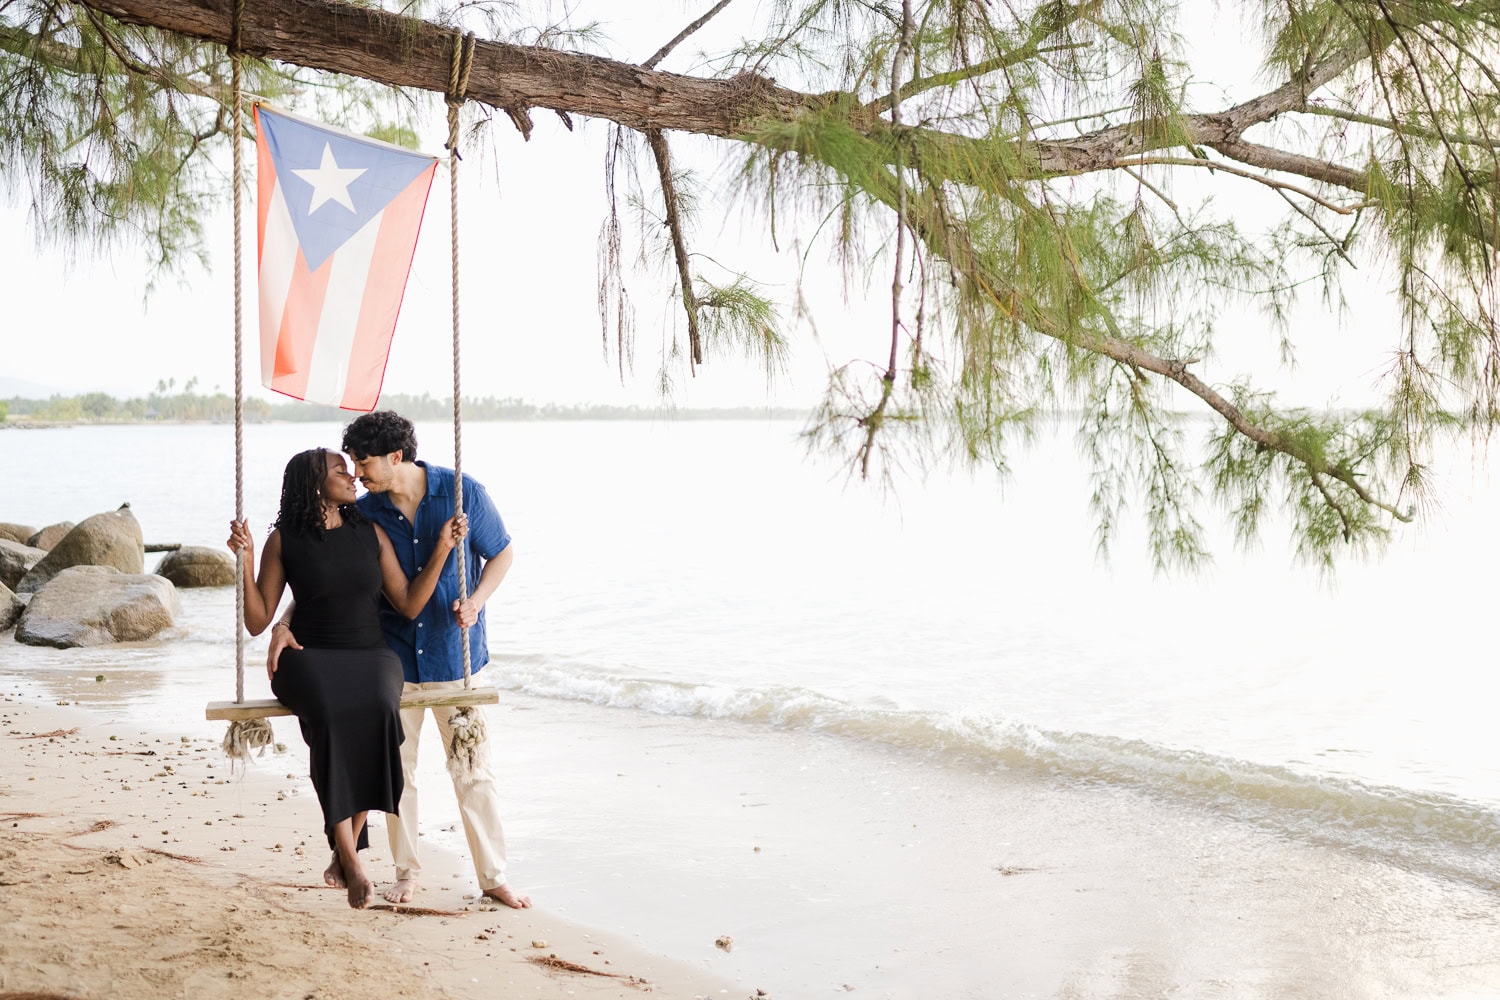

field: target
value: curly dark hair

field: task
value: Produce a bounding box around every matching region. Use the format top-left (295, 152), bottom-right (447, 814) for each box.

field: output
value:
top-left (342, 410), bottom-right (417, 463)
top-left (270, 448), bottom-right (364, 538)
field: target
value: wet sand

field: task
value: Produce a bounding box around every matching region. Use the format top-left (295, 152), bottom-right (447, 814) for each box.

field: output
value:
top-left (4, 640), bottom-right (1500, 999)
top-left (0, 691), bottom-right (738, 1000)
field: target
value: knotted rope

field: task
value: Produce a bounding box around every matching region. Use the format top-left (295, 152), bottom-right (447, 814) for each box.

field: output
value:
top-left (224, 0), bottom-right (274, 764)
top-left (444, 31), bottom-right (487, 784)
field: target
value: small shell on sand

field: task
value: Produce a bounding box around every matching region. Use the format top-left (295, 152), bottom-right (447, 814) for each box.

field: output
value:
top-left (715, 935), bottom-right (733, 952)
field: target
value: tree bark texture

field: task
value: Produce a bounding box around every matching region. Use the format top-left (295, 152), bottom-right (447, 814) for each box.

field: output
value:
top-left (82, 0), bottom-right (1371, 195)
top-left (86, 0), bottom-right (803, 137)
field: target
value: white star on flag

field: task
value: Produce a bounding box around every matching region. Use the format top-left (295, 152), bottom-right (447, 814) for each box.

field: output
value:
top-left (291, 143), bottom-right (366, 214)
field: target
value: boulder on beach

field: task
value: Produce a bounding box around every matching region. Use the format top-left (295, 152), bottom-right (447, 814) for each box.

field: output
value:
top-left (154, 546), bottom-right (236, 588)
top-left (15, 565), bottom-right (181, 648)
top-left (0, 581), bottom-right (21, 631)
top-left (0, 538), bottom-right (48, 592)
top-left (18, 507), bottom-right (143, 594)
top-left (0, 522), bottom-right (37, 545)
top-left (27, 521), bottom-right (75, 551)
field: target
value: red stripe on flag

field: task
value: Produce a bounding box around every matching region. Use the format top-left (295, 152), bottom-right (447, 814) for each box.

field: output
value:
top-left (338, 164), bottom-right (439, 411)
top-left (254, 107), bottom-right (275, 270)
top-left (268, 248), bottom-right (332, 401)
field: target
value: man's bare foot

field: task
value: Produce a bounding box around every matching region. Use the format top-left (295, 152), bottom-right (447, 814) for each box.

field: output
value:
top-left (483, 883), bottom-right (532, 909)
top-left (383, 878), bottom-right (418, 904)
top-left (324, 852), bottom-right (346, 889)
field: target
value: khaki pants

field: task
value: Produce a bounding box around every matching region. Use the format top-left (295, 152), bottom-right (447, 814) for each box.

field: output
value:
top-left (388, 679), bottom-right (510, 891)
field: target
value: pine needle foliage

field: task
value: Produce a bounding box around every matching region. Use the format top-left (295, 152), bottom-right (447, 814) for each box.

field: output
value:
top-left (721, 0), bottom-right (1500, 568)
top-left (6, 0), bottom-right (1500, 568)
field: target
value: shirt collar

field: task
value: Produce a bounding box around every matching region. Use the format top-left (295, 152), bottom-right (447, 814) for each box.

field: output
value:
top-left (419, 461), bottom-right (451, 498)
top-left (359, 461), bottom-right (446, 510)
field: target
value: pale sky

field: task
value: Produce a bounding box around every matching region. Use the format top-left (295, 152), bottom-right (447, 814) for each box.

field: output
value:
top-left (0, 3), bottom-right (1405, 412)
top-left (1, 111), bottom-right (865, 408)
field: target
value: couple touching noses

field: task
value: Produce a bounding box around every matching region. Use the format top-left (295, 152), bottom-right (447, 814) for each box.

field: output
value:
top-left (229, 410), bottom-right (529, 910)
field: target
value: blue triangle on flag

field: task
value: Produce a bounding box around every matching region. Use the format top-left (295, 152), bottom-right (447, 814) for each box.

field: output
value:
top-left (259, 109), bottom-right (437, 271)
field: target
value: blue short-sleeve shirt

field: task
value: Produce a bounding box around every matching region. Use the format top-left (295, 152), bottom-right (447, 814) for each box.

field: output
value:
top-left (356, 461), bottom-right (510, 683)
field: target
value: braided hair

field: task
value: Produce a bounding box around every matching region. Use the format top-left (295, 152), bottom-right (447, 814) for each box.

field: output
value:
top-left (270, 448), bottom-right (364, 538)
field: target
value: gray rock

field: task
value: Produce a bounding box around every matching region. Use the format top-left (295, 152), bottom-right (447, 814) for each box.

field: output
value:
top-left (18, 507), bottom-right (143, 594)
top-left (15, 566), bottom-right (181, 647)
top-left (0, 538), bottom-right (47, 591)
top-left (27, 521), bottom-right (75, 550)
top-left (0, 580), bottom-right (21, 631)
top-left (154, 545), bottom-right (236, 588)
top-left (0, 522), bottom-right (37, 545)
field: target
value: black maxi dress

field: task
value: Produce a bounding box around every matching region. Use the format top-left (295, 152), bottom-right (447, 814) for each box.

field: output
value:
top-left (272, 519), bottom-right (405, 851)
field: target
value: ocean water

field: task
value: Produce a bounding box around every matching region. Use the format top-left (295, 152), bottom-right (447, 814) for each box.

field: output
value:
top-left (3, 419), bottom-right (1499, 997)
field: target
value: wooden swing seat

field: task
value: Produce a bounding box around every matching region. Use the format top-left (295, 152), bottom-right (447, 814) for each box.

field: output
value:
top-left (206, 686), bottom-right (498, 721)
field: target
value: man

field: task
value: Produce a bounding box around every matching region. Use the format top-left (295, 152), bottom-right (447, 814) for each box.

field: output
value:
top-left (269, 410), bottom-right (530, 908)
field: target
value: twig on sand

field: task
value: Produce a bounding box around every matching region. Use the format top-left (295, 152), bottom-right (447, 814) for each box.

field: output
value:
top-left (526, 954), bottom-right (641, 983)
top-left (58, 834), bottom-right (205, 867)
top-left (55, 820), bottom-right (117, 840)
top-left (0, 812), bottom-right (45, 822)
top-left (14, 728), bottom-right (80, 739)
top-left (368, 903), bottom-right (470, 917)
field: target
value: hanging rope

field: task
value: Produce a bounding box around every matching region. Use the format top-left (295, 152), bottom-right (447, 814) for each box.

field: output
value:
top-left (223, 0), bottom-right (274, 763)
top-left (231, 2), bottom-right (245, 705)
top-left (444, 31), bottom-right (487, 784)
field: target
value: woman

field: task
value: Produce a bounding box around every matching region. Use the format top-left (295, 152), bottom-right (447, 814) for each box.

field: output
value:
top-left (227, 447), bottom-right (464, 908)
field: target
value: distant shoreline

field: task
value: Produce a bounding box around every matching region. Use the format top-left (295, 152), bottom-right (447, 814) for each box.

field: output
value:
top-left (0, 389), bottom-right (811, 429)
top-left (0, 411), bottom-right (810, 429)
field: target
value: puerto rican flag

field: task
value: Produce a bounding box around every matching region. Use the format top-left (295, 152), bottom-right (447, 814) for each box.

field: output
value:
top-left (255, 105), bottom-right (438, 411)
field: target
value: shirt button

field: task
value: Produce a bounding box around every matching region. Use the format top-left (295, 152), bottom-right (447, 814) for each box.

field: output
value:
top-left (417, 566), bottom-right (423, 572)
top-left (417, 623), bottom-right (424, 629)
top-left (418, 649), bottom-right (424, 655)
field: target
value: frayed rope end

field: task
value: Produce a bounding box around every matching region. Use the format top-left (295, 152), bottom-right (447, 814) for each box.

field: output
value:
top-left (445, 705), bottom-right (488, 785)
top-left (222, 717), bottom-right (275, 773)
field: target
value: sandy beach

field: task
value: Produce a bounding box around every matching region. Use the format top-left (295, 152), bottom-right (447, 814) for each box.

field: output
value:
top-left (5, 422), bottom-right (1500, 999)
top-left (7, 658), bottom-right (1500, 1000)
top-left (0, 690), bottom-right (740, 1000)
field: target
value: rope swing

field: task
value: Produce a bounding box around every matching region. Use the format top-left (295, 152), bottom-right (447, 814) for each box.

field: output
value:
top-left (222, 1), bottom-right (275, 763)
top-left (208, 24), bottom-right (498, 756)
top-left (442, 31), bottom-right (489, 785)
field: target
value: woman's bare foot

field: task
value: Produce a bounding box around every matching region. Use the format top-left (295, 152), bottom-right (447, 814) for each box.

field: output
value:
top-left (482, 883), bottom-right (532, 908)
top-left (347, 873), bottom-right (374, 909)
top-left (383, 878), bottom-right (417, 904)
top-left (323, 852), bottom-right (346, 889)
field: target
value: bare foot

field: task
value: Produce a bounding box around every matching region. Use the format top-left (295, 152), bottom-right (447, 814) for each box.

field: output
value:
top-left (383, 877), bottom-right (417, 904)
top-left (323, 852), bottom-right (346, 889)
top-left (483, 883), bottom-right (532, 909)
top-left (347, 873), bottom-right (374, 909)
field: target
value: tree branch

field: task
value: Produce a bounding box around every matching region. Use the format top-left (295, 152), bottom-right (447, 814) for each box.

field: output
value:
top-left (77, 0), bottom-right (1385, 197)
top-left (642, 0), bottom-right (736, 70)
top-left (645, 128), bottom-right (702, 368)
top-left (857, 172), bottom-right (1413, 522)
top-left (0, 19), bottom-right (226, 102)
top-left (858, 0), bottom-right (917, 479)
top-left (862, 0), bottom-right (1096, 116)
top-left (1298, 103), bottom-right (1500, 149)
top-left (1109, 155), bottom-right (1369, 213)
